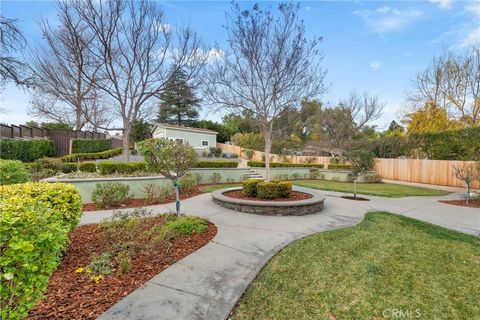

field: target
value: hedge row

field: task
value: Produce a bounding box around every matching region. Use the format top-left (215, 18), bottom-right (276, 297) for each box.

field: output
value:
top-left (98, 161), bottom-right (147, 175)
top-left (242, 179), bottom-right (292, 199)
top-left (0, 183), bottom-right (82, 319)
top-left (72, 139), bottom-right (112, 154)
top-left (195, 160), bottom-right (238, 168)
top-left (61, 147), bottom-right (123, 162)
top-left (0, 139), bottom-right (55, 162)
top-left (247, 161), bottom-right (324, 168)
top-left (328, 164), bottom-right (352, 170)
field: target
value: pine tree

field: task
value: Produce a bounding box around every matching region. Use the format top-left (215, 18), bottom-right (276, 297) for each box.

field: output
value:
top-left (157, 69), bottom-right (201, 126)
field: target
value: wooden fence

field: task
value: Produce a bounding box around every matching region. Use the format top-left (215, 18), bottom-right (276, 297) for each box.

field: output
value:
top-left (217, 143), bottom-right (479, 189)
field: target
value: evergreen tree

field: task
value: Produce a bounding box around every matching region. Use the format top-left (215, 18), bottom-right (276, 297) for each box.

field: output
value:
top-left (157, 69), bottom-right (201, 126)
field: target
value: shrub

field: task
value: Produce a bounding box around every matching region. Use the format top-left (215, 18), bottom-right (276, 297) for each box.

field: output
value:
top-left (30, 157), bottom-right (62, 172)
top-left (162, 216), bottom-right (208, 235)
top-left (91, 182), bottom-right (131, 208)
top-left (257, 181), bottom-right (292, 199)
top-left (328, 164), bottom-right (352, 170)
top-left (364, 174), bottom-right (382, 183)
top-left (210, 172), bottom-right (222, 183)
top-left (98, 161), bottom-right (146, 175)
top-left (178, 172), bottom-right (198, 195)
top-left (0, 138), bottom-right (55, 162)
top-left (0, 183), bottom-right (81, 319)
top-left (244, 149), bottom-right (255, 160)
top-left (242, 179), bottom-right (263, 197)
top-left (247, 161), bottom-right (324, 168)
top-left (209, 147), bottom-right (222, 157)
top-left (140, 183), bottom-right (162, 204)
top-left (194, 160), bottom-right (238, 168)
top-left (61, 147), bottom-right (123, 162)
top-left (0, 159), bottom-right (30, 185)
top-left (79, 162), bottom-right (97, 172)
top-left (61, 162), bottom-right (78, 173)
top-left (88, 252), bottom-right (113, 276)
top-left (72, 139), bottom-right (112, 153)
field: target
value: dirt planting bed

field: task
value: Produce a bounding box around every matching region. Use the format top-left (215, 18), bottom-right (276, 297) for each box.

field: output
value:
top-left (439, 199), bottom-right (480, 208)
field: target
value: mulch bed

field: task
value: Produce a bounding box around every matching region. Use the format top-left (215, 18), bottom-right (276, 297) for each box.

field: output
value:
top-left (223, 190), bottom-right (312, 202)
top-left (341, 195), bottom-right (370, 201)
top-left (28, 217), bottom-right (217, 320)
top-left (439, 199), bottom-right (480, 208)
top-left (83, 187), bottom-right (204, 211)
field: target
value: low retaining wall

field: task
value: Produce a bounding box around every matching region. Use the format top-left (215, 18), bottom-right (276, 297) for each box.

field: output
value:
top-left (254, 168), bottom-right (377, 183)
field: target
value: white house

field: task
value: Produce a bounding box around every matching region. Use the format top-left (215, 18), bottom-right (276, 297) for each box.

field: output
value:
top-left (152, 123), bottom-right (218, 149)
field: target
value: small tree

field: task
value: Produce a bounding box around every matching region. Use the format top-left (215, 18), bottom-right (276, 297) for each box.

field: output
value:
top-left (453, 163), bottom-right (480, 199)
top-left (138, 138), bottom-right (197, 215)
top-left (344, 149), bottom-right (374, 199)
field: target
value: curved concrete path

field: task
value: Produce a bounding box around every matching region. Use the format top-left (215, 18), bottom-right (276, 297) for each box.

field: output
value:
top-left (77, 187), bottom-right (480, 320)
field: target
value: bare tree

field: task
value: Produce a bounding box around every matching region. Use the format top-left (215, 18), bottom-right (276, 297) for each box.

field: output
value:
top-left (204, 2), bottom-right (326, 180)
top-left (0, 15), bottom-right (28, 87)
top-left (453, 163), bottom-right (480, 199)
top-left (28, 2), bottom-right (106, 130)
top-left (406, 46), bottom-right (480, 126)
top-left (321, 92), bottom-right (384, 152)
top-left (69, 0), bottom-right (205, 161)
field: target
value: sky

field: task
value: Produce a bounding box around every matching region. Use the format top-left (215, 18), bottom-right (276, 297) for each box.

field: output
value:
top-left (1, 0), bottom-right (479, 131)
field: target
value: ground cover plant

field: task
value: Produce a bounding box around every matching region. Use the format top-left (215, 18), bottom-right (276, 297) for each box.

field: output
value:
top-left (231, 212), bottom-right (480, 320)
top-left (294, 180), bottom-right (450, 197)
top-left (28, 210), bottom-right (217, 319)
top-left (0, 182), bottom-right (82, 319)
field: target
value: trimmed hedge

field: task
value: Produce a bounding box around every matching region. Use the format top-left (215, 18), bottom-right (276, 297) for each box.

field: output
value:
top-left (0, 183), bottom-right (82, 319)
top-left (328, 164), bottom-right (352, 170)
top-left (0, 139), bottom-right (54, 162)
top-left (98, 161), bottom-right (146, 175)
top-left (0, 159), bottom-right (30, 185)
top-left (328, 163), bottom-right (352, 170)
top-left (72, 139), bottom-right (112, 154)
top-left (61, 147), bottom-right (123, 162)
top-left (61, 163), bottom-right (77, 173)
top-left (247, 161), bottom-right (324, 168)
top-left (195, 160), bottom-right (238, 168)
top-left (257, 181), bottom-right (292, 199)
top-left (242, 179), bottom-right (263, 197)
top-left (79, 162), bottom-right (97, 172)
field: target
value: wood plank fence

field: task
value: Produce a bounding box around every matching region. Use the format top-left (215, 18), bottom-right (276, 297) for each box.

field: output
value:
top-left (218, 143), bottom-right (479, 189)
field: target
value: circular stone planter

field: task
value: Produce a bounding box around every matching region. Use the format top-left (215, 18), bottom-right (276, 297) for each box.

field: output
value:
top-left (211, 186), bottom-right (325, 216)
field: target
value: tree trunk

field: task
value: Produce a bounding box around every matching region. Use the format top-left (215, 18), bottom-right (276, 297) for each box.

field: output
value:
top-left (353, 179), bottom-right (357, 199)
top-left (264, 130), bottom-right (272, 181)
top-left (123, 126), bottom-right (130, 162)
top-left (174, 181), bottom-right (180, 216)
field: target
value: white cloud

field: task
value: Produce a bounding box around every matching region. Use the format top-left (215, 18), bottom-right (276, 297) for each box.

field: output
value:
top-left (369, 61), bottom-right (381, 71)
top-left (458, 27), bottom-right (480, 48)
top-left (429, 0), bottom-right (453, 10)
top-left (465, 2), bottom-right (480, 17)
top-left (203, 48), bottom-right (224, 63)
top-left (154, 23), bottom-right (172, 33)
top-left (354, 6), bottom-right (423, 35)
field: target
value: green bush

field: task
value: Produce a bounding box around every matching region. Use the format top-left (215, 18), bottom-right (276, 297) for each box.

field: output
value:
top-left (61, 147), bottom-right (123, 162)
top-left (209, 147), bottom-right (222, 157)
top-left (30, 157), bottom-right (62, 172)
top-left (91, 182), bottom-right (131, 208)
top-left (244, 149), bottom-right (255, 160)
top-left (98, 161), bottom-right (146, 175)
top-left (247, 161), bottom-right (324, 168)
top-left (79, 162), bottom-right (97, 172)
top-left (328, 164), bottom-right (352, 170)
top-left (61, 162), bottom-right (78, 173)
top-left (72, 139), bottom-right (112, 153)
top-left (178, 172), bottom-right (198, 195)
top-left (163, 216), bottom-right (208, 235)
top-left (195, 160), bottom-right (238, 168)
top-left (0, 139), bottom-right (54, 162)
top-left (0, 183), bottom-right (82, 319)
top-left (242, 179), bottom-right (264, 197)
top-left (0, 160), bottom-right (30, 185)
top-left (256, 181), bottom-right (292, 199)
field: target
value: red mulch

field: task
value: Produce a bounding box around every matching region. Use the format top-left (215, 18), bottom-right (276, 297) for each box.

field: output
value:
top-left (341, 195), bottom-right (370, 201)
top-left (439, 199), bottom-right (480, 208)
top-left (83, 187), bottom-right (204, 211)
top-left (223, 190), bottom-right (312, 202)
top-left (28, 217), bottom-right (217, 320)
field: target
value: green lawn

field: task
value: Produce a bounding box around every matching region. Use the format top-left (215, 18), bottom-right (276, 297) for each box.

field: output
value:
top-left (294, 180), bottom-right (450, 197)
top-left (200, 183), bottom-right (242, 193)
top-left (232, 212), bottom-right (480, 320)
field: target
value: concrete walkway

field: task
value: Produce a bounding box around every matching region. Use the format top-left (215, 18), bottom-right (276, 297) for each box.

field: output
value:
top-left (79, 188), bottom-right (480, 320)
